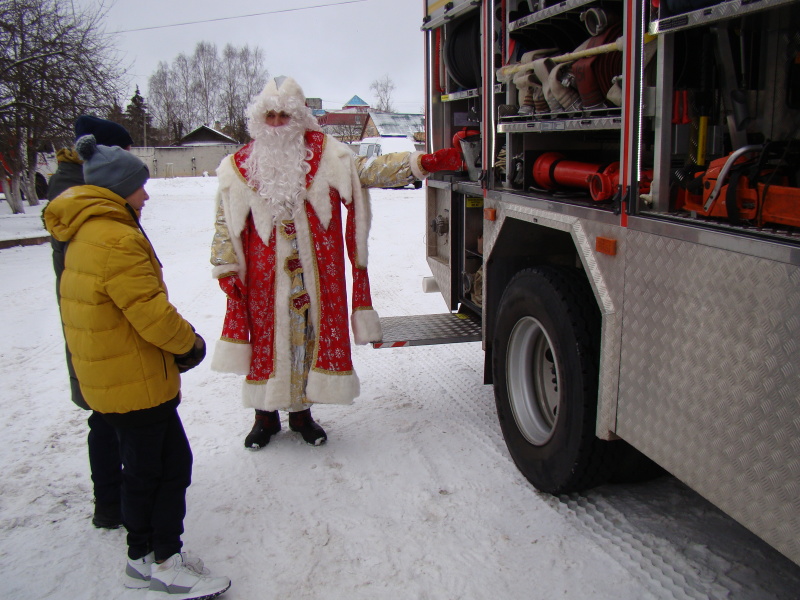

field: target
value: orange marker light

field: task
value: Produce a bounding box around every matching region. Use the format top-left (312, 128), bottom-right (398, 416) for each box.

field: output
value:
top-left (596, 236), bottom-right (617, 256)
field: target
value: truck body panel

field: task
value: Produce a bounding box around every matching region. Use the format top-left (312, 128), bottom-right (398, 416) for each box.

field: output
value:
top-left (411, 0), bottom-right (800, 565)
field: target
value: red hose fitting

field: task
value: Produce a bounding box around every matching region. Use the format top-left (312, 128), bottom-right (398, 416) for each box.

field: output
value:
top-left (532, 152), bottom-right (620, 202)
top-left (588, 162), bottom-right (620, 201)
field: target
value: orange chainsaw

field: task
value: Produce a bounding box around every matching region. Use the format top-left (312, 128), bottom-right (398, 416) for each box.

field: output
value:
top-left (680, 142), bottom-right (800, 227)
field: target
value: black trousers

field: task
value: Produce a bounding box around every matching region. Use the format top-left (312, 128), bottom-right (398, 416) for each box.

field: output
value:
top-left (106, 403), bottom-right (193, 561)
top-left (87, 411), bottom-right (122, 507)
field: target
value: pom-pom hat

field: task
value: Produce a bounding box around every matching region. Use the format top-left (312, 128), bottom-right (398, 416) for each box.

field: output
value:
top-left (74, 115), bottom-right (134, 149)
top-left (76, 135), bottom-right (149, 200)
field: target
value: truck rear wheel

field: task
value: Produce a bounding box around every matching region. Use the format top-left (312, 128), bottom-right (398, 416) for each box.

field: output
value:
top-left (492, 267), bottom-right (618, 494)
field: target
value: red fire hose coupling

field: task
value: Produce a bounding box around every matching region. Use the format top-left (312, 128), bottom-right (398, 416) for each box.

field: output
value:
top-left (532, 152), bottom-right (620, 202)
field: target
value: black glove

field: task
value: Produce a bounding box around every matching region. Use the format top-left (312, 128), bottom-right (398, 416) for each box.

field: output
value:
top-left (175, 333), bottom-right (206, 373)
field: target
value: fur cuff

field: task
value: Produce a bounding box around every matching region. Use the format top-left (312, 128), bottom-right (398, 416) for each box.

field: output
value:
top-left (409, 151), bottom-right (428, 180)
top-left (351, 308), bottom-right (382, 345)
top-left (241, 377), bottom-right (291, 411)
top-left (306, 370), bottom-right (360, 404)
top-left (212, 264), bottom-right (241, 279)
top-left (210, 338), bottom-right (252, 375)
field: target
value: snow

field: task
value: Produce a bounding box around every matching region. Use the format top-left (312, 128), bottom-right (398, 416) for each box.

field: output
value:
top-left (1, 178), bottom-right (799, 599)
top-left (0, 202), bottom-right (50, 241)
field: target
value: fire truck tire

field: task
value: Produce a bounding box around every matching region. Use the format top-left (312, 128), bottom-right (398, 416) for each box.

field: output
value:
top-left (492, 266), bottom-right (618, 494)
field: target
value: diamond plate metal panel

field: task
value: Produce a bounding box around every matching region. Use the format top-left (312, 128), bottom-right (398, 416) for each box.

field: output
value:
top-left (619, 230), bottom-right (800, 565)
top-left (484, 200), bottom-right (629, 437)
top-left (374, 313), bottom-right (482, 347)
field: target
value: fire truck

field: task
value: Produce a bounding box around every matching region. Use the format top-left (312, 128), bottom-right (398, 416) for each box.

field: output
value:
top-left (376, 0), bottom-right (800, 566)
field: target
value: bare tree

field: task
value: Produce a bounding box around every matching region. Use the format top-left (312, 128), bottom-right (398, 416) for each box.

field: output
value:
top-left (171, 53), bottom-right (197, 139)
top-left (217, 44), bottom-right (268, 142)
top-left (219, 44), bottom-right (245, 139)
top-left (239, 45), bottom-right (269, 108)
top-left (147, 61), bottom-right (180, 145)
top-left (236, 44), bottom-right (268, 141)
top-left (192, 41), bottom-right (220, 127)
top-left (370, 75), bottom-right (396, 113)
top-left (0, 0), bottom-right (124, 212)
top-left (148, 42), bottom-right (267, 144)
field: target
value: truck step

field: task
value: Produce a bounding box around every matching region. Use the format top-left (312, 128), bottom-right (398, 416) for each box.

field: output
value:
top-left (372, 313), bottom-right (482, 348)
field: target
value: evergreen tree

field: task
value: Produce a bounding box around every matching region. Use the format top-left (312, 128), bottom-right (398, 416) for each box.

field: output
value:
top-left (125, 87), bottom-right (152, 146)
top-left (105, 100), bottom-right (127, 131)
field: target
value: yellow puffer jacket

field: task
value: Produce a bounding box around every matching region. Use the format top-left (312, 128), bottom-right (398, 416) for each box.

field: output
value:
top-left (43, 185), bottom-right (195, 414)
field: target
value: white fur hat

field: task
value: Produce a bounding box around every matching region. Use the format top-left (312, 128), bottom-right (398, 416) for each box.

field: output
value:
top-left (247, 76), bottom-right (305, 118)
top-left (246, 76), bottom-right (319, 137)
top-left (262, 76), bottom-right (304, 103)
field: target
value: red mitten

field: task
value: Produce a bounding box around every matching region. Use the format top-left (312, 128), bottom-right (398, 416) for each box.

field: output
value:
top-left (420, 147), bottom-right (463, 172)
top-left (218, 274), bottom-right (246, 301)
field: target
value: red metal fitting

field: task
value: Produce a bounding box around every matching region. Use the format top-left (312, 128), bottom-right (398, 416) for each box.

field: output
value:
top-left (532, 152), bottom-right (620, 202)
top-left (588, 163), bottom-right (620, 202)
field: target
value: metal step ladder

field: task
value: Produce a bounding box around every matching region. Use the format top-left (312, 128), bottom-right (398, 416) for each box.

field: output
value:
top-left (372, 312), bottom-right (482, 348)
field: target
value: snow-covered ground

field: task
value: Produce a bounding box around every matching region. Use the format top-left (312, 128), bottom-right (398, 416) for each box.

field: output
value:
top-left (1, 178), bottom-right (799, 600)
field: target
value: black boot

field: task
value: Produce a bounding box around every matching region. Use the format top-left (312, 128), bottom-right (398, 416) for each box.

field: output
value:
top-left (288, 408), bottom-right (327, 446)
top-left (244, 410), bottom-right (281, 450)
top-left (92, 501), bottom-right (122, 529)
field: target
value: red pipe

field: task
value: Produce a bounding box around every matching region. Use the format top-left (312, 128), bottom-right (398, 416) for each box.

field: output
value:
top-left (532, 152), bottom-right (620, 202)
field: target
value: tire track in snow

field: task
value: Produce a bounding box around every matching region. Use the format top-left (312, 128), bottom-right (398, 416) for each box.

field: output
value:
top-left (357, 311), bottom-right (799, 599)
top-left (391, 343), bottom-right (721, 597)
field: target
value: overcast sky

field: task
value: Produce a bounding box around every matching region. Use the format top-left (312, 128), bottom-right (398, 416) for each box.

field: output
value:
top-left (74, 0), bottom-right (427, 113)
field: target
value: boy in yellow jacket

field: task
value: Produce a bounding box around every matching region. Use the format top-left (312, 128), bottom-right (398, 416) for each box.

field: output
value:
top-left (43, 135), bottom-right (231, 600)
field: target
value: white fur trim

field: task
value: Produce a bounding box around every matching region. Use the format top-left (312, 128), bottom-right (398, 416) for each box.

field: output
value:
top-left (215, 156), bottom-right (253, 280)
top-left (409, 151), bottom-right (428, 180)
top-left (271, 232), bottom-right (294, 383)
top-left (306, 370), bottom-right (360, 404)
top-left (216, 153), bottom-right (283, 255)
top-left (307, 135), bottom-right (356, 228)
top-left (210, 338), bottom-right (252, 375)
top-left (351, 309), bottom-right (382, 345)
top-left (351, 183), bottom-right (371, 268)
top-left (241, 376), bottom-right (293, 411)
top-left (292, 209), bottom-right (321, 332)
top-left (212, 264), bottom-right (240, 279)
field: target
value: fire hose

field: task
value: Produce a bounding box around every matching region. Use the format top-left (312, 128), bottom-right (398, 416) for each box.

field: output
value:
top-left (496, 37), bottom-right (624, 82)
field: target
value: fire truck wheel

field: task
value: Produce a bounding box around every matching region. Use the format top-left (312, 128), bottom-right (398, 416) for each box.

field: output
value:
top-left (492, 266), bottom-right (618, 494)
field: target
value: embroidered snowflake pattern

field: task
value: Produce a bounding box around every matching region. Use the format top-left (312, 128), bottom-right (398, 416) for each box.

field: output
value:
top-left (241, 215), bottom-right (277, 382)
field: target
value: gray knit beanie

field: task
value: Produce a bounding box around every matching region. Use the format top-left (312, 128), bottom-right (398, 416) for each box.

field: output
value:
top-left (76, 134), bottom-right (149, 199)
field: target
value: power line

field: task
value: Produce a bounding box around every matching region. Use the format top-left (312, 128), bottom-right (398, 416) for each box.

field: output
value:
top-left (111, 0), bottom-right (368, 34)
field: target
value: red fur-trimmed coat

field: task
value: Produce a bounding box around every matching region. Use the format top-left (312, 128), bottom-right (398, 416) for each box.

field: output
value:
top-left (210, 131), bottom-right (382, 410)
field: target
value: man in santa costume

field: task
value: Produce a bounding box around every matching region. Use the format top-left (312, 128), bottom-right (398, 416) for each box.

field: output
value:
top-left (210, 76), bottom-right (461, 449)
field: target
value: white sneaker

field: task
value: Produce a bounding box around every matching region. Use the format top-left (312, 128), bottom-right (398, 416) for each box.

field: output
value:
top-left (146, 552), bottom-right (230, 600)
top-left (125, 551), bottom-right (210, 590)
top-left (125, 552), bottom-right (155, 589)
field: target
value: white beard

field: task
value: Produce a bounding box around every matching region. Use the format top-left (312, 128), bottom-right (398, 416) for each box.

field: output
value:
top-left (243, 118), bottom-right (312, 220)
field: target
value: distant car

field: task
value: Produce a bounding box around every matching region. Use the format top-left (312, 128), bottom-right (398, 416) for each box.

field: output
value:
top-left (356, 136), bottom-right (424, 189)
